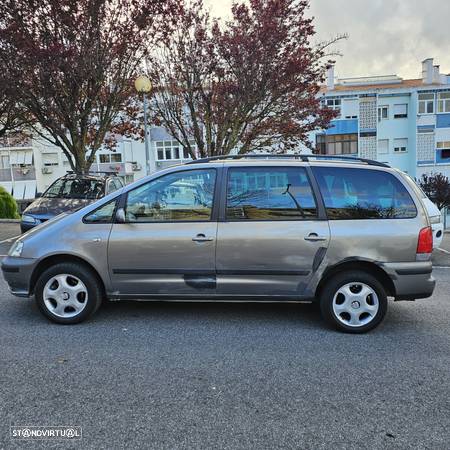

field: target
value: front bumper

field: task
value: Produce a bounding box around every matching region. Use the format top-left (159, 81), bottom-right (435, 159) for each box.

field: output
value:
top-left (381, 261), bottom-right (435, 300)
top-left (1, 256), bottom-right (37, 297)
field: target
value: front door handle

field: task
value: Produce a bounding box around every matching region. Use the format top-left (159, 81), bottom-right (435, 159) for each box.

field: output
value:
top-left (304, 233), bottom-right (327, 242)
top-left (192, 233), bottom-right (214, 242)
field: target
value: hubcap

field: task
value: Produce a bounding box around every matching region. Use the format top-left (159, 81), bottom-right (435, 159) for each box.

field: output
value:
top-left (43, 274), bottom-right (88, 318)
top-left (332, 282), bottom-right (379, 328)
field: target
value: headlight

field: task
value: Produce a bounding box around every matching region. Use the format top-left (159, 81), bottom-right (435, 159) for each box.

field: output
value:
top-left (8, 241), bottom-right (24, 257)
top-left (22, 214), bottom-right (38, 224)
top-left (429, 215), bottom-right (441, 224)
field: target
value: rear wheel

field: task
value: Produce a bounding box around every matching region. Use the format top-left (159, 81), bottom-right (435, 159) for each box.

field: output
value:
top-left (35, 262), bottom-right (103, 324)
top-left (320, 270), bottom-right (388, 333)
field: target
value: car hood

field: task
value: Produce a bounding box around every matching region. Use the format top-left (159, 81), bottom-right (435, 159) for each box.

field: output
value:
top-left (23, 197), bottom-right (93, 217)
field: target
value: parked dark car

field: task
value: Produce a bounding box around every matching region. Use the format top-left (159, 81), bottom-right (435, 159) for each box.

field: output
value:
top-left (20, 172), bottom-right (124, 232)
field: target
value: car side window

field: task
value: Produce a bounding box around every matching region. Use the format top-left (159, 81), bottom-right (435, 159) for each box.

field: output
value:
top-left (84, 199), bottom-right (117, 223)
top-left (312, 167), bottom-right (417, 219)
top-left (226, 167), bottom-right (317, 220)
top-left (125, 169), bottom-right (216, 222)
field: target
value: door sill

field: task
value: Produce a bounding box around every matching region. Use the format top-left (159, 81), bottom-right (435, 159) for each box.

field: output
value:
top-left (107, 293), bottom-right (314, 303)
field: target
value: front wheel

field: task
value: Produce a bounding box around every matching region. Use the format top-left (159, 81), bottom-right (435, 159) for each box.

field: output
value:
top-left (319, 270), bottom-right (388, 333)
top-left (35, 262), bottom-right (103, 324)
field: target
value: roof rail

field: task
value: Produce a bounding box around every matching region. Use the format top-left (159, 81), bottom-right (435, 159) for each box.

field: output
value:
top-left (185, 153), bottom-right (389, 168)
top-left (65, 170), bottom-right (118, 176)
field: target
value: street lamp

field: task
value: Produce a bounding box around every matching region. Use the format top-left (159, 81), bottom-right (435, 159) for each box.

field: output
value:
top-left (135, 75), bottom-right (152, 176)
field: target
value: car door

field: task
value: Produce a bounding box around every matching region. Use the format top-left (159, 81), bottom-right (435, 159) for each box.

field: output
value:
top-left (108, 168), bottom-right (219, 297)
top-left (216, 164), bottom-right (330, 298)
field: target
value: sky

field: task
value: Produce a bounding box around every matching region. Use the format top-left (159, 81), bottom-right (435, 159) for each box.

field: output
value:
top-left (204, 0), bottom-right (450, 80)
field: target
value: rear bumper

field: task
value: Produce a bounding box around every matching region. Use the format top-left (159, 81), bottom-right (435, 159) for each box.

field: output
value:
top-left (1, 256), bottom-right (37, 297)
top-left (381, 261), bottom-right (435, 300)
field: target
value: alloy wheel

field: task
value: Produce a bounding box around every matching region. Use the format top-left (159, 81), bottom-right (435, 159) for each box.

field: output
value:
top-left (43, 274), bottom-right (89, 318)
top-left (332, 282), bottom-right (379, 328)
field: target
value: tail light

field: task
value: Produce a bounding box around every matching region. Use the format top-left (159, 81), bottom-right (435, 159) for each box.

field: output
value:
top-left (417, 226), bottom-right (433, 254)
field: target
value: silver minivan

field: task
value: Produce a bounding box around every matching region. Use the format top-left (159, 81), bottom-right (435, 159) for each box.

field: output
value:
top-left (1, 155), bottom-right (436, 333)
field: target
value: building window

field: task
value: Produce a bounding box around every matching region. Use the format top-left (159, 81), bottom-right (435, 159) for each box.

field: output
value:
top-left (42, 153), bottom-right (59, 166)
top-left (324, 98), bottom-right (341, 113)
top-left (99, 153), bottom-right (122, 163)
top-left (377, 139), bottom-right (389, 154)
top-left (437, 142), bottom-right (450, 160)
top-left (315, 134), bottom-right (358, 155)
top-left (393, 138), bottom-right (408, 153)
top-left (316, 134), bottom-right (326, 154)
top-left (437, 92), bottom-right (450, 113)
top-left (0, 153), bottom-right (10, 169)
top-left (418, 93), bottom-right (434, 114)
top-left (342, 99), bottom-right (358, 119)
top-left (437, 141), bottom-right (450, 150)
top-left (155, 140), bottom-right (195, 161)
top-left (393, 104), bottom-right (408, 119)
top-left (377, 106), bottom-right (389, 121)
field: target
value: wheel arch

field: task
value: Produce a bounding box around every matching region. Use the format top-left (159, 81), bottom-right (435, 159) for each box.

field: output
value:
top-left (315, 259), bottom-right (396, 299)
top-left (30, 254), bottom-right (107, 297)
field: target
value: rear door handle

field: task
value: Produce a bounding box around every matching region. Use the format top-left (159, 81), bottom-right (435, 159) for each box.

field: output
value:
top-left (192, 233), bottom-right (214, 242)
top-left (304, 233), bottom-right (327, 242)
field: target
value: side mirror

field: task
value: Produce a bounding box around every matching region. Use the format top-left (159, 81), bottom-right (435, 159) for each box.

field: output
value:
top-left (115, 207), bottom-right (126, 223)
top-left (35, 192), bottom-right (42, 198)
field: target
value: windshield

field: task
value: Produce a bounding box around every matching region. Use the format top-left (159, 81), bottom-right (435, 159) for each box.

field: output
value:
top-left (43, 178), bottom-right (104, 200)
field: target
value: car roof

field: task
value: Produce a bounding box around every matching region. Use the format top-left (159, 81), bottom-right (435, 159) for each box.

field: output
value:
top-left (61, 172), bottom-right (118, 181)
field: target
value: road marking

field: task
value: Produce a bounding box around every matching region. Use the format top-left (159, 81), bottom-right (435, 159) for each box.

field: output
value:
top-left (436, 247), bottom-right (450, 255)
top-left (0, 235), bottom-right (21, 244)
top-left (433, 266), bottom-right (450, 269)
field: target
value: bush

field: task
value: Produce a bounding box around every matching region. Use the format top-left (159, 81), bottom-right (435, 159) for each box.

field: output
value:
top-left (0, 186), bottom-right (20, 219)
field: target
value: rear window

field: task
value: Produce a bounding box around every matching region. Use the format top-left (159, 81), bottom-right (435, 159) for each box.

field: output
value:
top-left (312, 167), bottom-right (417, 219)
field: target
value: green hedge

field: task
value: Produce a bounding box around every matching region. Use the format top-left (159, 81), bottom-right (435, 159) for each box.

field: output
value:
top-left (0, 186), bottom-right (20, 219)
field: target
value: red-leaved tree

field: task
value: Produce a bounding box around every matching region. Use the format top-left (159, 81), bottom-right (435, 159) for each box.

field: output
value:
top-left (0, 71), bottom-right (31, 142)
top-left (147, 0), bottom-right (343, 158)
top-left (0, 0), bottom-right (175, 173)
top-left (419, 173), bottom-right (450, 210)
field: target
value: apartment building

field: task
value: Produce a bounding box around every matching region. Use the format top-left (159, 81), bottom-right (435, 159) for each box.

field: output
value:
top-left (310, 58), bottom-right (450, 180)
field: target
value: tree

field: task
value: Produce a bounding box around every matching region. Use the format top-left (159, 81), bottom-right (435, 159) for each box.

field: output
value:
top-left (0, 0), bottom-right (175, 173)
top-left (147, 0), bottom-right (343, 158)
top-left (419, 173), bottom-right (450, 210)
top-left (0, 61), bottom-right (33, 141)
top-left (0, 186), bottom-right (20, 219)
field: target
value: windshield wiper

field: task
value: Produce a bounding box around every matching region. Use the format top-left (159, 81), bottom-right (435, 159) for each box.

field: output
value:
top-left (282, 184), bottom-right (305, 218)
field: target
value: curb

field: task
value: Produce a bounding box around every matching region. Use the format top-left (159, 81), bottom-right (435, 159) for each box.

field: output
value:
top-left (0, 219), bottom-right (20, 223)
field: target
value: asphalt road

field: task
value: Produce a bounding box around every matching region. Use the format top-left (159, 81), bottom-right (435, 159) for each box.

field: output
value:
top-left (0, 224), bottom-right (450, 449)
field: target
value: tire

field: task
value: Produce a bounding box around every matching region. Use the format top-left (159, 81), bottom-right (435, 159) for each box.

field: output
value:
top-left (319, 270), bottom-right (388, 333)
top-left (35, 262), bottom-right (103, 324)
